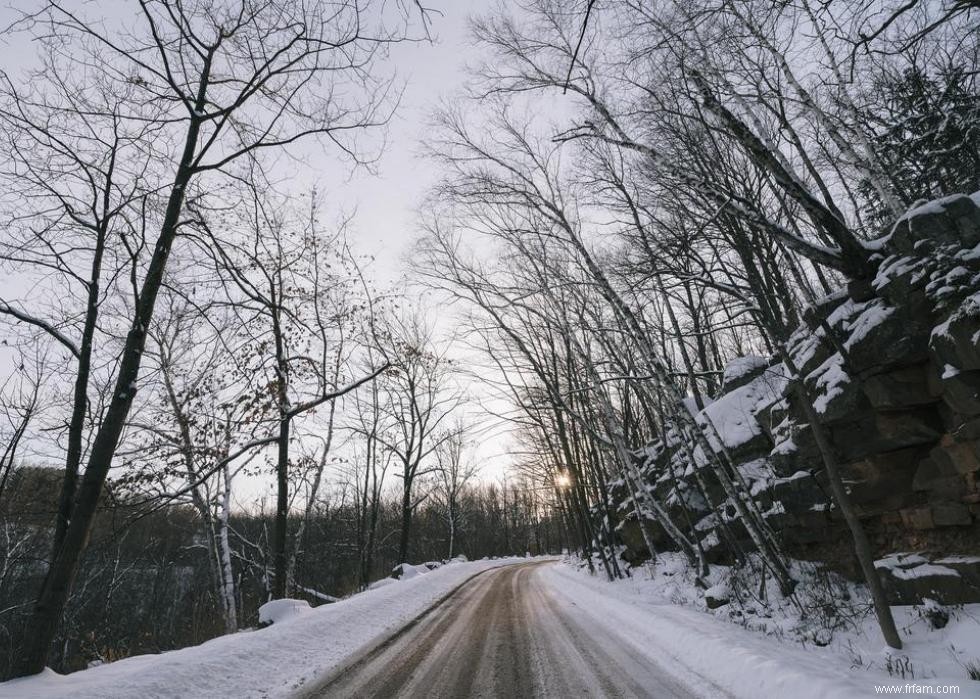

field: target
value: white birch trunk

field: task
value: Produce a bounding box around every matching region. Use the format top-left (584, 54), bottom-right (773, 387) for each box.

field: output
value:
top-left (218, 463), bottom-right (238, 633)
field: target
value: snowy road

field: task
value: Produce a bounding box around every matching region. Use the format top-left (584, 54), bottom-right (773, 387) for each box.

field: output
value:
top-left (5, 558), bottom-right (936, 698)
top-left (310, 562), bottom-right (715, 698)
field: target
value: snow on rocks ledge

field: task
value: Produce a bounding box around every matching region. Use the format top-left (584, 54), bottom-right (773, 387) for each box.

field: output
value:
top-left (720, 355), bottom-right (770, 393)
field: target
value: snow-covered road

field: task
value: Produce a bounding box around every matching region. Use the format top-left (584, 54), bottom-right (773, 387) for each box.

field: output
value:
top-left (7, 558), bottom-right (969, 697)
top-left (307, 561), bottom-right (721, 698)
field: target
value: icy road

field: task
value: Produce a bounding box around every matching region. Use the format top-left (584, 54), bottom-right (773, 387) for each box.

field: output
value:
top-left (308, 562), bottom-right (719, 698)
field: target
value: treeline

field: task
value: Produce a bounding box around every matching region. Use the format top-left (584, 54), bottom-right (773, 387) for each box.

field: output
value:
top-left (0, 465), bottom-right (561, 674)
top-left (414, 0), bottom-right (979, 652)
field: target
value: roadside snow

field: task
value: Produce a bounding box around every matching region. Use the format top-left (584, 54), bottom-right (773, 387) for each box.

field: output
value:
top-left (0, 558), bottom-right (529, 699)
top-left (543, 560), bottom-right (980, 698)
top-left (258, 599), bottom-right (312, 626)
top-left (394, 562), bottom-right (431, 580)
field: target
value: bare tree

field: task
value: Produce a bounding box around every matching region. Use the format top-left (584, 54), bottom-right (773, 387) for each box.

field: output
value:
top-left (433, 422), bottom-right (479, 559)
top-left (126, 292), bottom-right (273, 634)
top-left (201, 185), bottom-right (388, 599)
top-left (11, 0), bottom-right (421, 676)
top-left (348, 343), bottom-right (397, 587)
top-left (376, 307), bottom-right (464, 564)
top-left (0, 356), bottom-right (45, 504)
top-left (0, 44), bottom-right (155, 560)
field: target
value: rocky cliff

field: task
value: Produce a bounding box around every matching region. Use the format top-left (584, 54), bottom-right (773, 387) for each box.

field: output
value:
top-left (617, 192), bottom-right (980, 605)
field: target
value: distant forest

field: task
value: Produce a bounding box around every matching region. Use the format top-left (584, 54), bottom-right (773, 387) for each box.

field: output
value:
top-left (1, 466), bottom-right (562, 673)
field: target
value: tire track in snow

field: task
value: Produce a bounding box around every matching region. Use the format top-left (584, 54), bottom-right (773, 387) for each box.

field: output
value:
top-left (309, 561), bottom-right (715, 698)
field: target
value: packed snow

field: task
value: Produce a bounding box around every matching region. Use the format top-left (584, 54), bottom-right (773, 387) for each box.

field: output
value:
top-left (258, 599), bottom-right (312, 626)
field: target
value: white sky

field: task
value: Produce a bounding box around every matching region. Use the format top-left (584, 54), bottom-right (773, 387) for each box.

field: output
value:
top-left (278, 0), bottom-right (525, 493)
top-left (306, 1), bottom-right (488, 279)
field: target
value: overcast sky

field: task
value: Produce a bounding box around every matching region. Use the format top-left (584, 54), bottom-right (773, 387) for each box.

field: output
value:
top-left (0, 0), bottom-right (529, 504)
top-left (310, 0), bottom-right (524, 485)
top-left (243, 0), bottom-right (526, 501)
top-left (305, 1), bottom-right (491, 280)
top-left (0, 0), bottom-right (492, 281)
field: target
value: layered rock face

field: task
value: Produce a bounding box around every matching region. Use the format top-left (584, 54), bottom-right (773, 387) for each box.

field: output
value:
top-left (618, 193), bottom-right (980, 604)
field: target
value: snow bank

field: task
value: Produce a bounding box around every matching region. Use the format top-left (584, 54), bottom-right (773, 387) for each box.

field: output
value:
top-left (543, 561), bottom-right (980, 698)
top-left (392, 562), bottom-right (431, 580)
top-left (367, 576), bottom-right (398, 590)
top-left (0, 558), bottom-right (528, 699)
top-left (258, 599), bottom-right (312, 626)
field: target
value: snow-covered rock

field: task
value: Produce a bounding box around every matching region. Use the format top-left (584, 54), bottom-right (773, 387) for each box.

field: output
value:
top-left (391, 562), bottom-right (431, 580)
top-left (618, 190), bottom-right (980, 601)
top-left (696, 363), bottom-right (787, 458)
top-left (703, 583), bottom-right (730, 609)
top-left (720, 355), bottom-right (770, 393)
top-left (258, 598), bottom-right (311, 626)
top-left (889, 192), bottom-right (980, 254)
top-left (876, 553), bottom-right (980, 605)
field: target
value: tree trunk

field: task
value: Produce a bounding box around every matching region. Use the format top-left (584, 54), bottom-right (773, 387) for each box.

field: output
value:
top-left (16, 110), bottom-right (204, 677)
top-left (272, 413), bottom-right (291, 599)
top-left (447, 501), bottom-right (456, 559)
top-left (779, 349), bottom-right (902, 649)
top-left (363, 500), bottom-right (379, 587)
top-left (398, 483), bottom-right (412, 563)
top-left (218, 464), bottom-right (238, 633)
top-left (52, 247), bottom-right (102, 557)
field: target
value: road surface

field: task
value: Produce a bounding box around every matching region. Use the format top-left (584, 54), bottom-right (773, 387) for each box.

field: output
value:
top-left (311, 562), bottom-right (712, 698)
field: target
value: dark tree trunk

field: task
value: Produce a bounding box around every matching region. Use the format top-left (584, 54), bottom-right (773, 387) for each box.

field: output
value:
top-left (52, 219), bottom-right (108, 558)
top-left (398, 483), bottom-right (413, 563)
top-left (779, 347), bottom-right (903, 649)
top-left (272, 414), bottom-right (291, 599)
top-left (16, 111), bottom-right (203, 677)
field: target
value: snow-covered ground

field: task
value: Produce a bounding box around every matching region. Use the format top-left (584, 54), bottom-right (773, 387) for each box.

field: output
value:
top-left (543, 558), bottom-right (980, 698)
top-left (0, 557), bottom-right (530, 699)
top-left (6, 556), bottom-right (977, 698)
